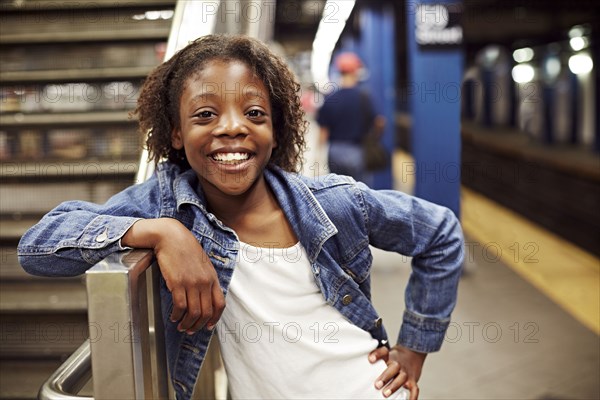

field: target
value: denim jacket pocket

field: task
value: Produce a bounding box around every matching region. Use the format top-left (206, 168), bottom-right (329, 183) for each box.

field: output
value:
top-left (339, 241), bottom-right (372, 284)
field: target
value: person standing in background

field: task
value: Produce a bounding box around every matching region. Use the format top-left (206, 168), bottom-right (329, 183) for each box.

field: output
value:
top-left (317, 52), bottom-right (384, 186)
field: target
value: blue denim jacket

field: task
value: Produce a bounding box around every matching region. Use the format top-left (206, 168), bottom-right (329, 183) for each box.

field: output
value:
top-left (18, 162), bottom-right (463, 400)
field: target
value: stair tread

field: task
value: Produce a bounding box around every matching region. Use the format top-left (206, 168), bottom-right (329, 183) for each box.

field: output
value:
top-left (2, 0), bottom-right (174, 10)
top-left (1, 313), bottom-right (89, 359)
top-left (0, 280), bottom-right (87, 312)
top-left (1, 65), bottom-right (154, 83)
top-left (0, 109), bottom-right (136, 126)
top-left (1, 28), bottom-right (171, 44)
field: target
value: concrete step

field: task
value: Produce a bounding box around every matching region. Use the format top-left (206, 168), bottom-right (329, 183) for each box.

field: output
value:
top-left (0, 280), bottom-right (87, 314)
top-left (0, 313), bottom-right (88, 359)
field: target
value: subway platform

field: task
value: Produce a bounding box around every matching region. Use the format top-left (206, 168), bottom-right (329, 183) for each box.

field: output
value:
top-left (370, 166), bottom-right (599, 400)
top-left (303, 113), bottom-right (600, 399)
top-left (371, 227), bottom-right (599, 400)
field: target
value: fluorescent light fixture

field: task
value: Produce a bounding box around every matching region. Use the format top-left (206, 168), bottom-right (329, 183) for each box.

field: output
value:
top-left (161, 10), bottom-right (175, 20)
top-left (483, 46), bottom-right (500, 64)
top-left (568, 25), bottom-right (584, 38)
top-left (311, 1), bottom-right (356, 92)
top-left (569, 36), bottom-right (587, 51)
top-left (512, 64), bottom-right (535, 83)
top-left (131, 10), bottom-right (174, 21)
top-left (512, 47), bottom-right (534, 63)
top-left (568, 53), bottom-right (593, 75)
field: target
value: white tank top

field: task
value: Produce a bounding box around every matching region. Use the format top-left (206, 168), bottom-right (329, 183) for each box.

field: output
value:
top-left (216, 242), bottom-right (409, 399)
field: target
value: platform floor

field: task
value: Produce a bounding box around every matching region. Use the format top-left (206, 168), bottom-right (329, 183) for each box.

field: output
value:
top-left (367, 154), bottom-right (600, 399)
top-left (371, 241), bottom-right (599, 400)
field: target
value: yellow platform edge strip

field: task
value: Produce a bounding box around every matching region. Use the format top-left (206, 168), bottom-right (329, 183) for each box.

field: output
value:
top-left (461, 187), bottom-right (600, 335)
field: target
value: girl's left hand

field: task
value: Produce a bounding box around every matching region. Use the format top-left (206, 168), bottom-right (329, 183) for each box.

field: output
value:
top-left (368, 345), bottom-right (427, 400)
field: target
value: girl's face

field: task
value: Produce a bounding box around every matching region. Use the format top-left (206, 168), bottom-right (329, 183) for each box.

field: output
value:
top-left (172, 59), bottom-right (275, 198)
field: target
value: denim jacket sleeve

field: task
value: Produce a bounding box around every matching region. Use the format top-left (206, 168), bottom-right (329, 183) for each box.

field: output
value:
top-left (17, 176), bottom-right (161, 277)
top-left (356, 182), bottom-right (464, 353)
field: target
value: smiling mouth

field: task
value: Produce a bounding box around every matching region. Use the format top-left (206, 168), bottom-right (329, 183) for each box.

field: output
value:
top-left (210, 152), bottom-right (252, 165)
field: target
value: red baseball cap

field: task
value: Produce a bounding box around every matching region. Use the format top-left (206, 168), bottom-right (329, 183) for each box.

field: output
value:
top-left (335, 52), bottom-right (362, 73)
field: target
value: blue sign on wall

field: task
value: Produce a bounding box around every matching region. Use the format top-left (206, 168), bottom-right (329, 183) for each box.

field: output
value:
top-left (407, 0), bottom-right (464, 217)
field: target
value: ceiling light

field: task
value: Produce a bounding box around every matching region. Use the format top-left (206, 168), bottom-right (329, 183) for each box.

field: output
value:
top-left (569, 53), bottom-right (593, 75)
top-left (569, 36), bottom-right (587, 51)
top-left (512, 47), bottom-right (534, 63)
top-left (512, 64), bottom-right (535, 83)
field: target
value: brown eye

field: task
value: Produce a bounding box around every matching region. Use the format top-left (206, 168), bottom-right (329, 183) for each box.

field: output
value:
top-left (247, 109), bottom-right (265, 118)
top-left (198, 111), bottom-right (214, 118)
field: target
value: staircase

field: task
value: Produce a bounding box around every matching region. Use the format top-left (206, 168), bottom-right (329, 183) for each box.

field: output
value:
top-left (0, 1), bottom-right (175, 397)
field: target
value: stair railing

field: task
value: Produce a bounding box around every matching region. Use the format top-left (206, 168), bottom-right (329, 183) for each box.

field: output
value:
top-left (39, 250), bottom-right (163, 400)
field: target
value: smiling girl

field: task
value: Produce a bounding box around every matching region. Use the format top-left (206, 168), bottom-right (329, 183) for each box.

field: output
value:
top-left (18, 35), bottom-right (463, 400)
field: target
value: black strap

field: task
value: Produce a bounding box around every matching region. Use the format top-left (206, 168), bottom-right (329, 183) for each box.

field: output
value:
top-left (358, 90), bottom-right (376, 138)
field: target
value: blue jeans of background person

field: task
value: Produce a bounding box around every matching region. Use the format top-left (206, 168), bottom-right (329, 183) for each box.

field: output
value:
top-left (328, 141), bottom-right (372, 186)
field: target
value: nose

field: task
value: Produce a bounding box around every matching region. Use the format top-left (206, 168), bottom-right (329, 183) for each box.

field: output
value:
top-left (211, 109), bottom-right (248, 138)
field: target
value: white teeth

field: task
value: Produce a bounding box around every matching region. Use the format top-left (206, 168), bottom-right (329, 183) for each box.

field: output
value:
top-left (211, 152), bottom-right (250, 164)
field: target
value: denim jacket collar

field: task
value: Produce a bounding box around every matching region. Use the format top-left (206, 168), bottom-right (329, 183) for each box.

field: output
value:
top-left (173, 168), bottom-right (208, 213)
top-left (168, 165), bottom-right (338, 263)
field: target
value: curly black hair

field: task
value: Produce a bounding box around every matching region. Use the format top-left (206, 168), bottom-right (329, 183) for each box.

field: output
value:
top-left (134, 34), bottom-right (307, 172)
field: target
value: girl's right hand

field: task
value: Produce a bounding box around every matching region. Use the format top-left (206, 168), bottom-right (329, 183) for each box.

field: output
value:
top-left (122, 218), bottom-right (226, 334)
top-left (369, 345), bottom-right (426, 400)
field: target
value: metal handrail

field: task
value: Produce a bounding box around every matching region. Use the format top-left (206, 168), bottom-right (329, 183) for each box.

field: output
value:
top-left (38, 340), bottom-right (93, 400)
top-left (38, 250), bottom-right (163, 400)
top-left (86, 250), bottom-right (167, 399)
